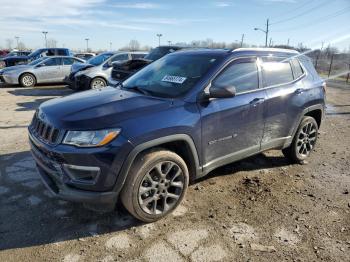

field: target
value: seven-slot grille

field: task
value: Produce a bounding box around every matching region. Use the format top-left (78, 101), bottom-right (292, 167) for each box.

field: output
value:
top-left (30, 112), bottom-right (60, 144)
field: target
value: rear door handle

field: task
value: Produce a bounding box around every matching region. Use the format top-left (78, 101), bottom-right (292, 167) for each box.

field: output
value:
top-left (250, 98), bottom-right (265, 107)
top-left (295, 88), bottom-right (304, 95)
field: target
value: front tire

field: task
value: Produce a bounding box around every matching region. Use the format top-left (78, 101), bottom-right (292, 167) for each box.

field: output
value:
top-left (19, 73), bottom-right (36, 87)
top-left (90, 77), bottom-right (106, 89)
top-left (121, 149), bottom-right (189, 222)
top-left (283, 116), bottom-right (318, 163)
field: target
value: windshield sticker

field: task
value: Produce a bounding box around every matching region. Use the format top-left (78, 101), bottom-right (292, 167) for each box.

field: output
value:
top-left (162, 75), bottom-right (187, 84)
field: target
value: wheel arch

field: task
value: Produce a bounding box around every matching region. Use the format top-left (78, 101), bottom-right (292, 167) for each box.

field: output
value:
top-left (19, 72), bottom-right (37, 84)
top-left (113, 134), bottom-right (201, 194)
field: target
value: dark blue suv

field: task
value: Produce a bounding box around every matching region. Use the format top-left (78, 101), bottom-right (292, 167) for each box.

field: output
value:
top-left (28, 48), bottom-right (325, 222)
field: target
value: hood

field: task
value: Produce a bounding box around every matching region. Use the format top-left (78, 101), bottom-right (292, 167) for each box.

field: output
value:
top-left (39, 87), bottom-right (171, 130)
top-left (2, 64), bottom-right (31, 72)
top-left (71, 62), bottom-right (94, 74)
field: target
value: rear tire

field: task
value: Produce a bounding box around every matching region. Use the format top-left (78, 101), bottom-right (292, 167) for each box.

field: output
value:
top-left (19, 73), bottom-right (36, 87)
top-left (120, 149), bottom-right (189, 222)
top-left (283, 116), bottom-right (318, 163)
top-left (90, 77), bottom-right (106, 89)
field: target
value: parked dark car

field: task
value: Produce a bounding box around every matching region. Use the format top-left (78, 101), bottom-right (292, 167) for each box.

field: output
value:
top-left (74, 52), bottom-right (96, 61)
top-left (4, 50), bottom-right (31, 57)
top-left (67, 51), bottom-right (147, 91)
top-left (0, 48), bottom-right (72, 68)
top-left (29, 48), bottom-right (325, 222)
top-left (108, 46), bottom-right (183, 85)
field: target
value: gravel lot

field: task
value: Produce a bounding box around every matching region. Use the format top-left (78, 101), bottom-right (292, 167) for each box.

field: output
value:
top-left (0, 83), bottom-right (349, 262)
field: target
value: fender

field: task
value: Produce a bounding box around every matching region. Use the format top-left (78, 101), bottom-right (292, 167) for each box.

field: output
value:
top-left (112, 134), bottom-right (201, 194)
top-left (283, 104), bottom-right (325, 148)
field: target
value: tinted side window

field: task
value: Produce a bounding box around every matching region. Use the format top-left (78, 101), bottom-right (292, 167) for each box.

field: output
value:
top-left (291, 58), bottom-right (304, 79)
top-left (213, 59), bottom-right (259, 94)
top-left (63, 58), bottom-right (75, 65)
top-left (43, 58), bottom-right (62, 66)
top-left (262, 58), bottom-right (294, 87)
top-left (57, 49), bottom-right (67, 56)
top-left (111, 54), bottom-right (129, 62)
top-left (132, 53), bottom-right (146, 59)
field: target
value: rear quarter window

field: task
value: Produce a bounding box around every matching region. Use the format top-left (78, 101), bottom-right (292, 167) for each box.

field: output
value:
top-left (261, 57), bottom-right (294, 87)
top-left (291, 58), bottom-right (304, 79)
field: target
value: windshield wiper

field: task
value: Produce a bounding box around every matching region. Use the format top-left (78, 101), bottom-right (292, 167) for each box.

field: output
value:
top-left (124, 85), bottom-right (152, 96)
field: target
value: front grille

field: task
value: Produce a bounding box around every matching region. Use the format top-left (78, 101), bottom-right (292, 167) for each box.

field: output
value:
top-left (30, 112), bottom-right (61, 145)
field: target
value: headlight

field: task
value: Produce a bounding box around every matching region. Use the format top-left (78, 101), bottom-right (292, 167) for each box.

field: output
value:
top-left (63, 129), bottom-right (121, 147)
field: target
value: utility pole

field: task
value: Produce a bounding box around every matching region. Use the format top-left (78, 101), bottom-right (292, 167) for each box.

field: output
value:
top-left (110, 42), bottom-right (112, 50)
top-left (240, 34), bottom-right (245, 47)
top-left (167, 40), bottom-right (172, 46)
top-left (328, 53), bottom-right (335, 78)
top-left (85, 38), bottom-right (89, 52)
top-left (254, 18), bottom-right (269, 47)
top-left (15, 36), bottom-right (19, 50)
top-left (269, 38), bottom-right (272, 47)
top-left (287, 38), bottom-right (290, 46)
top-left (156, 34), bottom-right (162, 47)
top-left (42, 31), bottom-right (48, 48)
top-left (315, 41), bottom-right (324, 70)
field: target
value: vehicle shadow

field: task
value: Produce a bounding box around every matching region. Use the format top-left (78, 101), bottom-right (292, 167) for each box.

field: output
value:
top-left (196, 152), bottom-right (291, 183)
top-left (0, 151), bottom-right (141, 251)
top-left (16, 98), bottom-right (52, 111)
top-left (7, 85), bottom-right (73, 97)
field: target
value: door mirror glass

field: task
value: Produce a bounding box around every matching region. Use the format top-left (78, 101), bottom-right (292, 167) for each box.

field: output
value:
top-left (209, 85), bottom-right (236, 98)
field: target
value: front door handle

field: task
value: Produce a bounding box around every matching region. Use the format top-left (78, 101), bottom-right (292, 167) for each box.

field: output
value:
top-left (250, 98), bottom-right (265, 107)
top-left (295, 88), bottom-right (304, 95)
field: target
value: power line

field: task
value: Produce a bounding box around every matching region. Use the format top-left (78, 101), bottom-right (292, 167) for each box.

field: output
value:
top-left (272, 7), bottom-right (350, 32)
top-left (270, 0), bottom-right (331, 25)
top-left (270, 0), bottom-right (316, 20)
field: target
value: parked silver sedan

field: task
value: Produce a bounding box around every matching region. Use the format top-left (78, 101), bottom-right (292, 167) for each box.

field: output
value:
top-left (0, 56), bottom-right (85, 87)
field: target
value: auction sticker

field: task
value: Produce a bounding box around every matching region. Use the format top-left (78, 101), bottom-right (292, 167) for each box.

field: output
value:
top-left (162, 75), bottom-right (187, 84)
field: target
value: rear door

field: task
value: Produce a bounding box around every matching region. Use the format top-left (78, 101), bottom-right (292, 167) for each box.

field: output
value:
top-left (35, 57), bottom-right (62, 83)
top-left (199, 57), bottom-right (267, 171)
top-left (61, 57), bottom-right (80, 80)
top-left (260, 56), bottom-right (305, 150)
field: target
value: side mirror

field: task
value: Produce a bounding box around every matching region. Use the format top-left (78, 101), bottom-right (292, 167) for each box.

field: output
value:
top-left (103, 61), bottom-right (112, 68)
top-left (36, 64), bottom-right (44, 68)
top-left (209, 84), bottom-right (236, 99)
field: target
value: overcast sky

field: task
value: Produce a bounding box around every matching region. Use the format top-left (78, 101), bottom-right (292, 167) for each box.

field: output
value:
top-left (0, 0), bottom-right (349, 51)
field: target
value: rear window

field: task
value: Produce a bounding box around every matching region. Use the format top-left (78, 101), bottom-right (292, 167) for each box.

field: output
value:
top-left (261, 57), bottom-right (294, 87)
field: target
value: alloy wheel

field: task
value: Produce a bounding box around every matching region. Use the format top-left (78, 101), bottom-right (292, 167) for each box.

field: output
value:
top-left (138, 161), bottom-right (184, 215)
top-left (91, 79), bottom-right (106, 89)
top-left (22, 75), bottom-right (34, 87)
top-left (296, 122), bottom-right (317, 157)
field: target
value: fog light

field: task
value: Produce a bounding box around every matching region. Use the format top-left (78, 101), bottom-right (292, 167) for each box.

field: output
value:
top-left (63, 164), bottom-right (100, 184)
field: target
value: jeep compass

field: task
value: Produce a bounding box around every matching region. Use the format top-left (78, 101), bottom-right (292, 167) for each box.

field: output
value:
top-left (28, 48), bottom-right (325, 222)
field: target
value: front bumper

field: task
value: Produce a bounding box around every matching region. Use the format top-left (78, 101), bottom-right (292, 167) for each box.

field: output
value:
top-left (29, 129), bottom-right (133, 205)
top-left (67, 73), bottom-right (91, 91)
top-left (0, 73), bottom-right (19, 84)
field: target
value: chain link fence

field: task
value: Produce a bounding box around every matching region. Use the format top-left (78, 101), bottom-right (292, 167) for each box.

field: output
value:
top-left (308, 52), bottom-right (350, 83)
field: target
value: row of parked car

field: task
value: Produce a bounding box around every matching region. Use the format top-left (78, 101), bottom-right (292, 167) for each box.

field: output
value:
top-left (0, 46), bottom-right (183, 90)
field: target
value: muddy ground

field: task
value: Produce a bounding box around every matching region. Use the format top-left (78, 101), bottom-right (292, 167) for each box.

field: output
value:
top-left (0, 83), bottom-right (349, 262)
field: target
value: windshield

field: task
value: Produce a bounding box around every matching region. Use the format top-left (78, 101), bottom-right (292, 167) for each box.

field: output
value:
top-left (123, 53), bottom-right (221, 98)
top-left (28, 57), bottom-right (48, 66)
top-left (87, 53), bottom-right (113, 66)
top-left (144, 47), bottom-right (177, 61)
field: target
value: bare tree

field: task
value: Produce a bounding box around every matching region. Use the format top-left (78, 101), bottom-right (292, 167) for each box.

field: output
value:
top-left (129, 40), bottom-right (140, 51)
top-left (5, 39), bottom-right (14, 50)
top-left (18, 42), bottom-right (26, 50)
top-left (47, 38), bottom-right (57, 48)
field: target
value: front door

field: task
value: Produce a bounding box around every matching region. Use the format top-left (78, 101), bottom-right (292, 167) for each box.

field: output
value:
top-left (35, 57), bottom-right (62, 83)
top-left (199, 57), bottom-right (266, 172)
